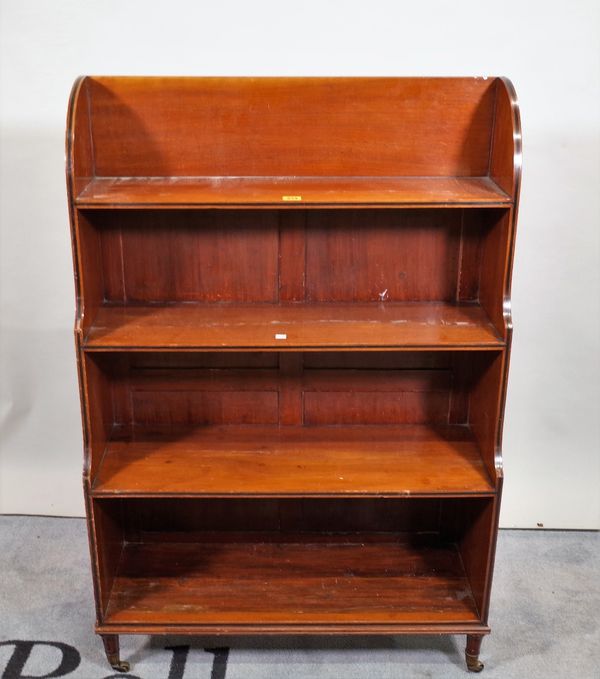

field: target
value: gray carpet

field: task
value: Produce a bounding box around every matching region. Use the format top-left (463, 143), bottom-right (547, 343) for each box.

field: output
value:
top-left (0, 516), bottom-right (598, 678)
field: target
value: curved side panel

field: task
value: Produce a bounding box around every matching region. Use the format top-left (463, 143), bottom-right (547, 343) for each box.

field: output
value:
top-left (497, 76), bottom-right (523, 321)
top-left (490, 77), bottom-right (522, 200)
top-left (66, 76), bottom-right (108, 625)
top-left (67, 77), bottom-right (108, 483)
top-left (66, 76), bottom-right (103, 338)
top-left (498, 77), bottom-right (523, 200)
top-left (66, 76), bottom-right (94, 199)
top-left (494, 78), bottom-right (522, 474)
top-left (65, 76), bottom-right (93, 478)
top-left (455, 78), bottom-right (522, 626)
top-left (66, 76), bottom-right (87, 326)
top-left (67, 76), bottom-right (104, 474)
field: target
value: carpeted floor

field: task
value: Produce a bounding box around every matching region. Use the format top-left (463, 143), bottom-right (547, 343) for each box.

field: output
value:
top-left (0, 516), bottom-right (598, 678)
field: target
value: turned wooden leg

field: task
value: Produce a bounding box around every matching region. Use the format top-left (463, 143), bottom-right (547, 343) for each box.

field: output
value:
top-left (101, 634), bottom-right (130, 673)
top-left (465, 634), bottom-right (484, 673)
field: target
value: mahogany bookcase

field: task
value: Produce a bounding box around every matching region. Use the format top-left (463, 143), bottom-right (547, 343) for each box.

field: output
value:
top-left (66, 77), bottom-right (521, 673)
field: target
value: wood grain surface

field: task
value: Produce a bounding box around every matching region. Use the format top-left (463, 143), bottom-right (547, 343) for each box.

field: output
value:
top-left (104, 536), bottom-right (480, 626)
top-left (84, 302), bottom-right (503, 350)
top-left (91, 424), bottom-right (494, 497)
top-left (76, 176), bottom-right (510, 208)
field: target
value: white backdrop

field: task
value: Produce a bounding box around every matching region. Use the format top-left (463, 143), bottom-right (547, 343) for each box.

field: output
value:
top-left (1, 0), bottom-right (598, 527)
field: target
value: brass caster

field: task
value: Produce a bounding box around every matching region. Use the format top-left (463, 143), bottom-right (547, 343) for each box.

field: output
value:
top-left (106, 651), bottom-right (130, 673)
top-left (110, 660), bottom-right (130, 673)
top-left (466, 653), bottom-right (484, 673)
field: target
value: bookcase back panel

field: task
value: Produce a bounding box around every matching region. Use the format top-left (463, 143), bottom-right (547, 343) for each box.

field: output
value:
top-left (98, 352), bottom-right (470, 428)
top-left (113, 498), bottom-right (445, 537)
top-left (132, 389), bottom-right (280, 426)
top-left (302, 370), bottom-right (451, 425)
top-left (99, 210), bottom-right (279, 303)
top-left (129, 352), bottom-right (280, 369)
top-left (302, 352), bottom-right (452, 370)
top-left (305, 210), bottom-right (462, 302)
top-left (83, 77), bottom-right (497, 178)
top-left (89, 209), bottom-right (505, 305)
top-left (96, 496), bottom-right (493, 544)
top-left (121, 369), bottom-right (452, 427)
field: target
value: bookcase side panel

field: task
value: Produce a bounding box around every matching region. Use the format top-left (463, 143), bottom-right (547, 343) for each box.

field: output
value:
top-left (66, 77), bottom-right (95, 201)
top-left (72, 211), bottom-right (104, 336)
top-left (490, 78), bottom-right (522, 199)
top-left (479, 209), bottom-right (513, 338)
top-left (468, 352), bottom-right (506, 481)
top-left (81, 353), bottom-right (115, 483)
top-left (90, 500), bottom-right (124, 618)
top-left (440, 497), bottom-right (498, 620)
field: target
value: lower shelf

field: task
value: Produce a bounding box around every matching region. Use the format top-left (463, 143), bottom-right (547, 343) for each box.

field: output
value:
top-left (103, 535), bottom-right (480, 628)
top-left (92, 424), bottom-right (494, 497)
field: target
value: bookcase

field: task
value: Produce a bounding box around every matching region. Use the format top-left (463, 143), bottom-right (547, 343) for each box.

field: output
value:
top-left (66, 77), bottom-right (521, 673)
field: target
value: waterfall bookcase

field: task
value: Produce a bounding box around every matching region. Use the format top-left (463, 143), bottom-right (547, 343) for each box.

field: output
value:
top-left (66, 76), bottom-right (521, 673)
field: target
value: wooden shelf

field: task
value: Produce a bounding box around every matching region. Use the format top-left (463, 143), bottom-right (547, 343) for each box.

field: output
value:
top-left (84, 302), bottom-right (504, 351)
top-left (91, 424), bottom-right (494, 498)
top-left (75, 176), bottom-right (511, 208)
top-left (102, 535), bottom-right (480, 627)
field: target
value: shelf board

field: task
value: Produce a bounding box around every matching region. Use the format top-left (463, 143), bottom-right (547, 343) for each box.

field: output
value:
top-left (92, 424), bottom-right (494, 498)
top-left (84, 302), bottom-right (504, 351)
top-left (75, 176), bottom-right (511, 208)
top-left (102, 535), bottom-right (480, 627)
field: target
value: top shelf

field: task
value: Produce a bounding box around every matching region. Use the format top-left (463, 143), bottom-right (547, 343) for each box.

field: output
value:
top-left (68, 77), bottom-right (521, 208)
top-left (75, 176), bottom-right (512, 209)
